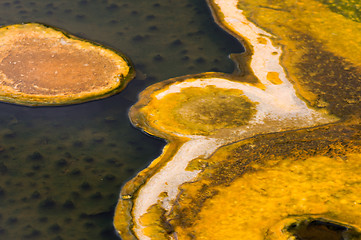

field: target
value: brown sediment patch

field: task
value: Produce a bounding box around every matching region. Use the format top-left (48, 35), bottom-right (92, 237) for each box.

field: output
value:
top-left (0, 23), bottom-right (134, 106)
top-left (288, 33), bottom-right (361, 119)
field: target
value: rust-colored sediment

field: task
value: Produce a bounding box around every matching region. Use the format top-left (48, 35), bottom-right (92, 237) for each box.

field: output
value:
top-left (0, 23), bottom-right (134, 106)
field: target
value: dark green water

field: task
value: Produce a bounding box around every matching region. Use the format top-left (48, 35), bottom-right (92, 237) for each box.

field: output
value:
top-left (0, 0), bottom-right (243, 239)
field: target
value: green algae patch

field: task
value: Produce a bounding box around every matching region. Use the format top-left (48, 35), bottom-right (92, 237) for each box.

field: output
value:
top-left (318, 0), bottom-right (361, 23)
top-left (142, 85), bottom-right (257, 136)
top-left (0, 23), bottom-right (134, 106)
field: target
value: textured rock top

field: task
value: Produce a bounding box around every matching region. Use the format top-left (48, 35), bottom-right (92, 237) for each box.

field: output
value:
top-left (0, 23), bottom-right (134, 106)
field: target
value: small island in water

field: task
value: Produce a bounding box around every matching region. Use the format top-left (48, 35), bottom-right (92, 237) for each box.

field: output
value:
top-left (113, 0), bottom-right (361, 239)
top-left (0, 23), bottom-right (134, 106)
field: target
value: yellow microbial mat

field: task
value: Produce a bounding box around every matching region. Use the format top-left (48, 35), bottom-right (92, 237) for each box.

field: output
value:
top-left (114, 0), bottom-right (361, 239)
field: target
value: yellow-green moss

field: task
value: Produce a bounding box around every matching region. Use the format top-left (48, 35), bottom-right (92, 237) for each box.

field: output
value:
top-left (318, 0), bottom-right (361, 23)
top-left (139, 204), bottom-right (173, 240)
top-left (185, 159), bottom-right (209, 171)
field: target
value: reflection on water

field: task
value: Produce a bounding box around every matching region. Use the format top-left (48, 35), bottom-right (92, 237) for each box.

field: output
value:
top-left (0, 0), bottom-right (243, 239)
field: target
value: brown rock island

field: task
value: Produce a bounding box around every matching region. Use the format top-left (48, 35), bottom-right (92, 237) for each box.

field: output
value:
top-left (0, 23), bottom-right (134, 106)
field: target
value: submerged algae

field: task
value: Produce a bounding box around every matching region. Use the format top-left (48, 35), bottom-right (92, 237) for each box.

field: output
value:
top-left (114, 0), bottom-right (361, 239)
top-left (0, 23), bottom-right (134, 106)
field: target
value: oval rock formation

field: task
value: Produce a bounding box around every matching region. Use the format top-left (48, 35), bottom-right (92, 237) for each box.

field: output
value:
top-left (0, 23), bottom-right (134, 106)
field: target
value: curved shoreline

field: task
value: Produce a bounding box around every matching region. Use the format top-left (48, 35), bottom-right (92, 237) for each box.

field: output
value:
top-left (114, 0), bottom-right (337, 239)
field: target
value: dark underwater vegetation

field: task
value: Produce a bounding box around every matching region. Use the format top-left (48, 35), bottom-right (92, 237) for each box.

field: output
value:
top-left (0, 0), bottom-right (243, 239)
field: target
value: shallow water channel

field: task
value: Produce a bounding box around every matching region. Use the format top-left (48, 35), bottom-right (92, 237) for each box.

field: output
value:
top-left (0, 0), bottom-right (243, 239)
